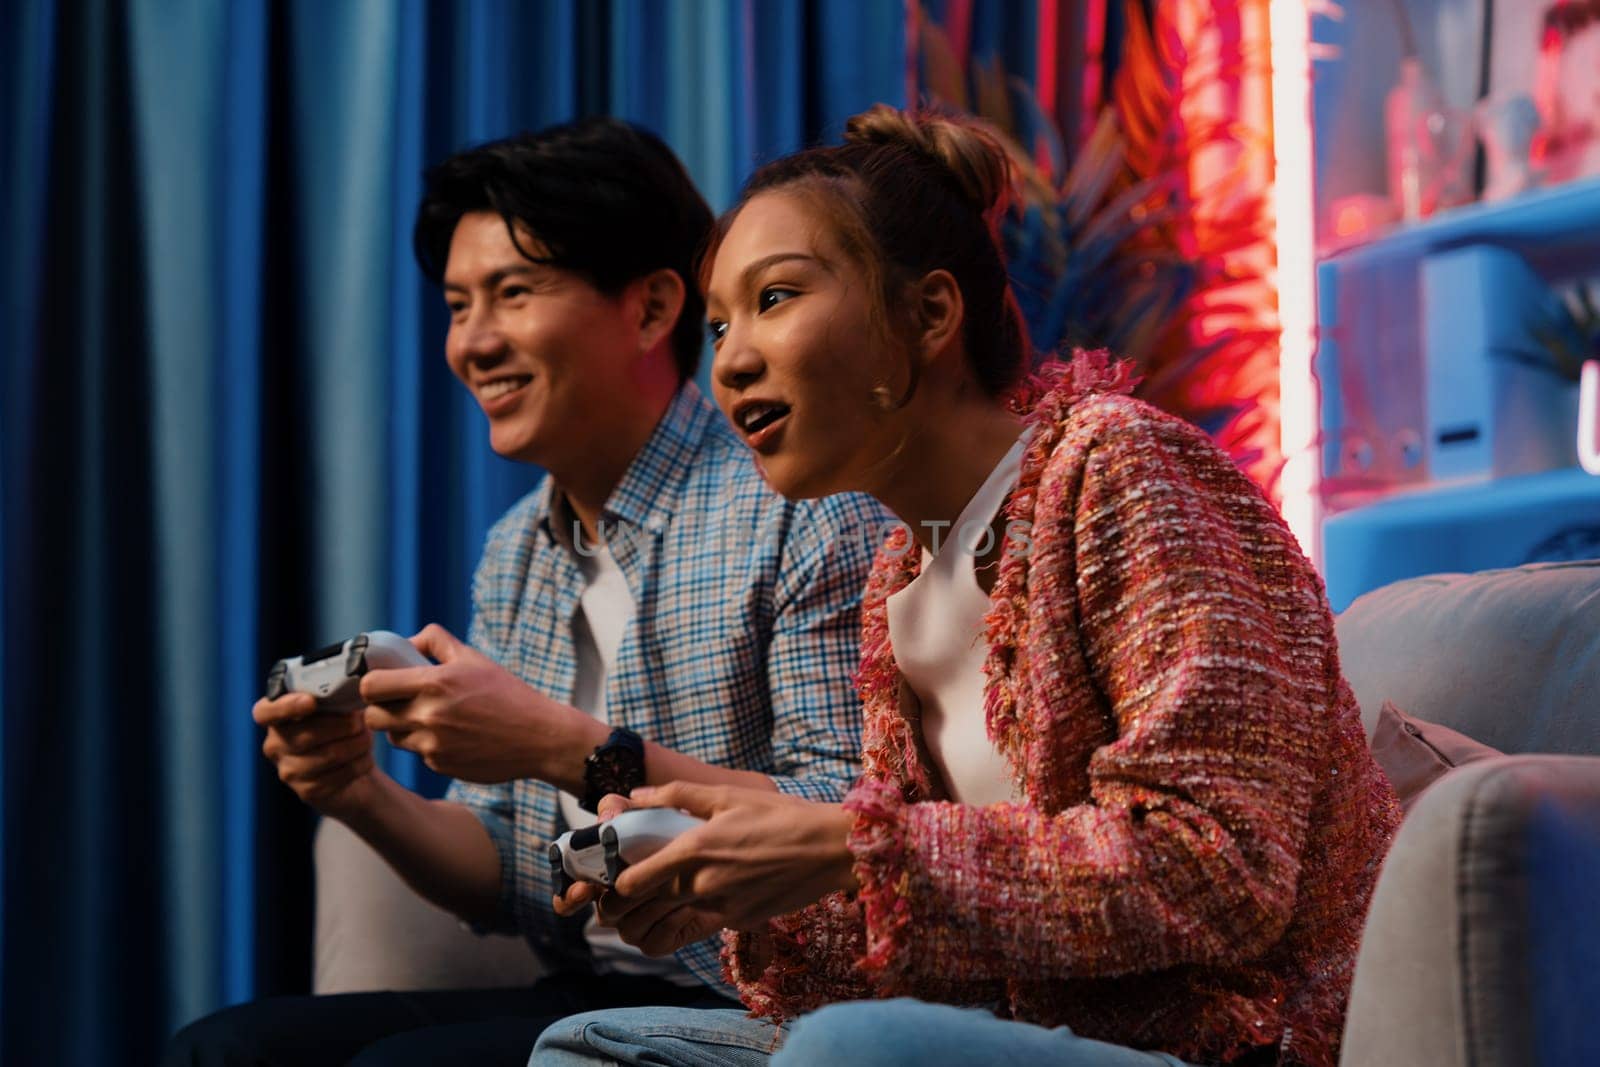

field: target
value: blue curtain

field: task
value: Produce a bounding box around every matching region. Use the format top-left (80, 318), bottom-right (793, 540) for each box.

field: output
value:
top-left (0, 1), bottom-right (905, 1062)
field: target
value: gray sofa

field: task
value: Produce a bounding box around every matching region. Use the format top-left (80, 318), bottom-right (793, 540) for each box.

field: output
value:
top-left (314, 561), bottom-right (1600, 1064)
top-left (1334, 561), bottom-right (1600, 1065)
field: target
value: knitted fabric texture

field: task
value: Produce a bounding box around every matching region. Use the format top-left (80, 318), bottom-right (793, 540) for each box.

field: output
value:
top-left (723, 353), bottom-right (1401, 1067)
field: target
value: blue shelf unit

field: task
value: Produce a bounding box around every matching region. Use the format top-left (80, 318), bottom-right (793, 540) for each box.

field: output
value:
top-left (1314, 176), bottom-right (1600, 610)
top-left (1323, 468), bottom-right (1600, 612)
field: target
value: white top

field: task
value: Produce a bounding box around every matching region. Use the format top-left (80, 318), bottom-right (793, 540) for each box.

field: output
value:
top-left (557, 537), bottom-right (631, 833)
top-left (885, 434), bottom-right (1029, 806)
top-left (559, 521), bottom-right (696, 984)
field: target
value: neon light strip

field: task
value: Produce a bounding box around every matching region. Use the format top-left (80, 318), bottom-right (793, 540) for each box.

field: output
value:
top-left (1269, 0), bottom-right (1323, 565)
top-left (1580, 361), bottom-right (1600, 476)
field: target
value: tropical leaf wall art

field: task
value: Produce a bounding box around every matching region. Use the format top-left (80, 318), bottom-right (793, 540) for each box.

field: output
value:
top-left (914, 0), bottom-right (1284, 499)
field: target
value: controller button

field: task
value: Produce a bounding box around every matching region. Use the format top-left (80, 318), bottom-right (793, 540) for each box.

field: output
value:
top-left (301, 639), bottom-right (347, 666)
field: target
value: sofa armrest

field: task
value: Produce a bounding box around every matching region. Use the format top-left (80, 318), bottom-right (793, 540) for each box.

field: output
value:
top-left (313, 818), bottom-right (543, 993)
top-left (1340, 755), bottom-right (1600, 1066)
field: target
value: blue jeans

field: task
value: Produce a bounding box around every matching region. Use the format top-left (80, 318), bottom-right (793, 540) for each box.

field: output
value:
top-left (530, 998), bottom-right (1198, 1066)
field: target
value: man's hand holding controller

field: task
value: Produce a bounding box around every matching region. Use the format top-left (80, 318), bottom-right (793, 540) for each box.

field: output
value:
top-left (254, 629), bottom-right (431, 820)
top-left (257, 624), bottom-right (610, 821)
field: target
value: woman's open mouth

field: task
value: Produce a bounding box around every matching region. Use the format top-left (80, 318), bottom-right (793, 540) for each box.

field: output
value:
top-left (735, 400), bottom-right (792, 452)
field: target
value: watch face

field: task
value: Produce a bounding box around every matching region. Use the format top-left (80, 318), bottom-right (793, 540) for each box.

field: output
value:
top-left (585, 731), bottom-right (646, 807)
top-left (597, 747), bottom-right (643, 783)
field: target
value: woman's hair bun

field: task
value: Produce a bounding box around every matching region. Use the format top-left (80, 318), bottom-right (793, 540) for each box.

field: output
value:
top-left (843, 105), bottom-right (1013, 218)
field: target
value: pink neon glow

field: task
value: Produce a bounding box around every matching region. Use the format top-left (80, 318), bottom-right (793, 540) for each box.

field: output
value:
top-left (1036, 0), bottom-right (1058, 120)
top-left (1081, 2), bottom-right (1106, 143)
top-left (945, 0), bottom-right (973, 75)
top-left (1035, 0), bottom-right (1060, 171)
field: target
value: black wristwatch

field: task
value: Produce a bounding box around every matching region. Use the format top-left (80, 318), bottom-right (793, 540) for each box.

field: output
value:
top-left (580, 726), bottom-right (646, 813)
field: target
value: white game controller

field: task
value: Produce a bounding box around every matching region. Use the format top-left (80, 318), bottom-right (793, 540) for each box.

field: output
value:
top-left (549, 808), bottom-right (707, 893)
top-left (264, 630), bottom-right (430, 712)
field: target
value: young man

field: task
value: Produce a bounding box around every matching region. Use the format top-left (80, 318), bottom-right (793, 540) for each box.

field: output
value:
top-left (164, 118), bottom-right (883, 1066)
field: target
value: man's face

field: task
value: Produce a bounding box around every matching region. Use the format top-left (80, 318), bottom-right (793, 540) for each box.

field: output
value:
top-left (442, 211), bottom-right (640, 466)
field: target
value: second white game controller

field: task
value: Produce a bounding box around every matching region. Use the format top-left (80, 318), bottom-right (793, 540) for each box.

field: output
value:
top-left (264, 630), bottom-right (430, 712)
top-left (549, 808), bottom-right (707, 893)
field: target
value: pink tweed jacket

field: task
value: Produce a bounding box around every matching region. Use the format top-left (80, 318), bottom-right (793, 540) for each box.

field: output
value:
top-left (723, 356), bottom-right (1402, 1067)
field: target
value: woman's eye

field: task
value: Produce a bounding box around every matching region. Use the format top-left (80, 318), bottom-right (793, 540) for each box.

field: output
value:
top-left (758, 287), bottom-right (797, 313)
top-left (707, 319), bottom-right (729, 343)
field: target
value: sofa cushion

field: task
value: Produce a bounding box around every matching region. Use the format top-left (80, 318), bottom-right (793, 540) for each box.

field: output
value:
top-left (313, 818), bottom-right (543, 993)
top-left (1340, 755), bottom-right (1600, 1066)
top-left (1371, 701), bottom-right (1503, 813)
top-left (1335, 561), bottom-right (1600, 756)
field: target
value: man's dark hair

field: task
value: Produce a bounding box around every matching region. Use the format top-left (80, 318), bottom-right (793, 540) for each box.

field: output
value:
top-left (414, 117), bottom-right (714, 380)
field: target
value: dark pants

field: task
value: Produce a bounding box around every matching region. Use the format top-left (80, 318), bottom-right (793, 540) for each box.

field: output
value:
top-left (161, 971), bottom-right (741, 1067)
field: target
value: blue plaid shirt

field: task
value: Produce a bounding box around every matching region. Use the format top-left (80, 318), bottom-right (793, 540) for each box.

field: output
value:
top-left (447, 382), bottom-right (885, 992)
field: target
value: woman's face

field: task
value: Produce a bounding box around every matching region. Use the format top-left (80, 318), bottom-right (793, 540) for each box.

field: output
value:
top-left (706, 190), bottom-right (908, 500)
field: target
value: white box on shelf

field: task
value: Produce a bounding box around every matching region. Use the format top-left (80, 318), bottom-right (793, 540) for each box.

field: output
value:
top-left (1420, 244), bottom-right (1578, 484)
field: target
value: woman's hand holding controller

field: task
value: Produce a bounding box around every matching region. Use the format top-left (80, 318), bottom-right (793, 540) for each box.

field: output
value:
top-left (558, 783), bottom-right (859, 957)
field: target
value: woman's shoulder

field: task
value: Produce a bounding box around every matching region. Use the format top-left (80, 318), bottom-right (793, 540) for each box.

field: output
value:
top-left (1015, 357), bottom-right (1167, 491)
top-left (1012, 350), bottom-right (1135, 422)
top-left (1021, 354), bottom-right (1240, 485)
top-left (1020, 352), bottom-right (1201, 444)
top-left (1017, 356), bottom-right (1281, 552)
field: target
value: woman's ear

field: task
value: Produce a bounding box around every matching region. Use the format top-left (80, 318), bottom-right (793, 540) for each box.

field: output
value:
top-left (912, 269), bottom-right (964, 364)
top-left (633, 268), bottom-right (687, 356)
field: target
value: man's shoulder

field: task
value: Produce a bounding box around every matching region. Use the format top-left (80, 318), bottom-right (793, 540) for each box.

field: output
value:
top-left (679, 423), bottom-right (886, 540)
top-left (684, 413), bottom-right (759, 483)
top-left (787, 488), bottom-right (890, 533)
top-left (672, 419), bottom-right (775, 519)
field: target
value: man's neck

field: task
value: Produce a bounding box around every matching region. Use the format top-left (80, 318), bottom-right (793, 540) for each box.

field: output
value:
top-left (564, 491), bottom-right (611, 549)
top-left (555, 382), bottom-right (680, 545)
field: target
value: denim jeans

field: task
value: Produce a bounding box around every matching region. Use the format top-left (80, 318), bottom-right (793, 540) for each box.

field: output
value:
top-left (530, 998), bottom-right (1199, 1066)
top-left (532, 1006), bottom-right (785, 1066)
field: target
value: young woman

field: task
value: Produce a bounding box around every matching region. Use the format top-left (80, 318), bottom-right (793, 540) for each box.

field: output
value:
top-left (536, 106), bottom-right (1401, 1067)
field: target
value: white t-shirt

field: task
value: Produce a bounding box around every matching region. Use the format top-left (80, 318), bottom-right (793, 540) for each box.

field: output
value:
top-left (885, 434), bottom-right (1029, 806)
top-left (559, 530), bottom-right (697, 984)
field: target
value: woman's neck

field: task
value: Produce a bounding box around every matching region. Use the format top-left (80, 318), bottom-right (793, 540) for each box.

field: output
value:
top-left (866, 393), bottom-right (1024, 556)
